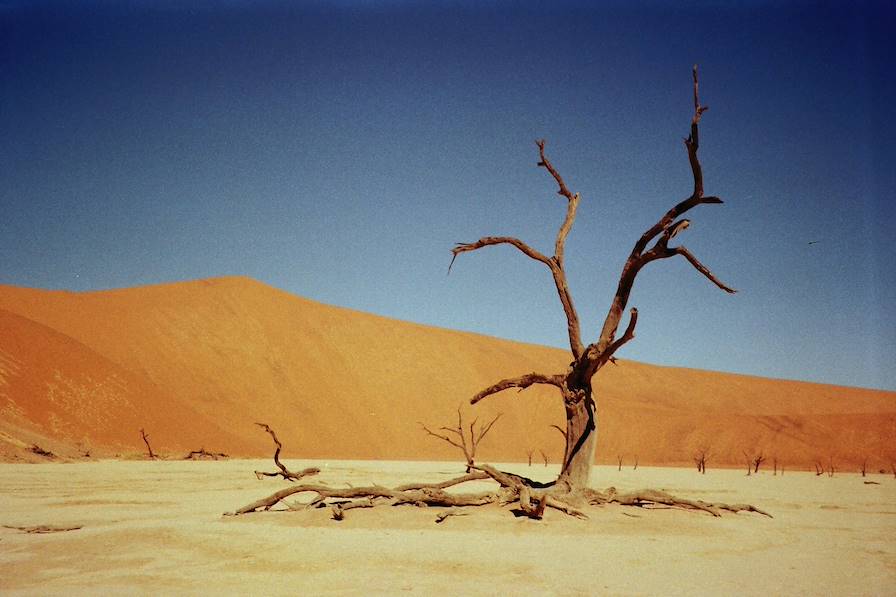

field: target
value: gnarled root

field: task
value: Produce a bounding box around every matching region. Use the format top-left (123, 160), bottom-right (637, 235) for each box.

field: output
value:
top-left (227, 465), bottom-right (770, 520)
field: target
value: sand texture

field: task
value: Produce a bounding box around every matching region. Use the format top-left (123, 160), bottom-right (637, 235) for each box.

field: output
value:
top-left (0, 459), bottom-right (894, 595)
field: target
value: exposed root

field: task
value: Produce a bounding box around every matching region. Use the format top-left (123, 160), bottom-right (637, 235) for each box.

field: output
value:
top-left (253, 423), bottom-right (320, 482)
top-left (228, 464), bottom-right (771, 520)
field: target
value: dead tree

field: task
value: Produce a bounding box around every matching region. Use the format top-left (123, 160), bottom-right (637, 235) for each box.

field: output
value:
top-left (229, 67), bottom-right (769, 520)
top-left (540, 449), bottom-right (549, 467)
top-left (139, 428), bottom-right (156, 459)
top-left (526, 448), bottom-right (535, 467)
top-left (694, 448), bottom-right (708, 474)
top-left (253, 423), bottom-right (320, 481)
top-left (860, 458), bottom-right (867, 477)
top-left (633, 455), bottom-right (639, 470)
top-left (827, 457), bottom-right (835, 478)
top-left (752, 453), bottom-right (766, 474)
top-left (814, 461), bottom-right (824, 476)
top-left (617, 455), bottom-right (623, 471)
top-left (450, 65), bottom-right (736, 498)
top-left (420, 408), bottom-right (501, 472)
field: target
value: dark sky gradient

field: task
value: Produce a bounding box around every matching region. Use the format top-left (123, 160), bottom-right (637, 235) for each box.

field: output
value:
top-left (2, 1), bottom-right (894, 390)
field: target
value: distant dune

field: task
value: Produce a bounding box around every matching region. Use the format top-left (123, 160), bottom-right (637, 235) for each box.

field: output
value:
top-left (1, 276), bottom-right (893, 470)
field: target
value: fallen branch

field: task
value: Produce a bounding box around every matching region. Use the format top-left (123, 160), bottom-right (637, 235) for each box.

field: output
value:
top-left (184, 448), bottom-right (229, 460)
top-left (586, 487), bottom-right (773, 518)
top-left (3, 524), bottom-right (82, 534)
top-left (30, 444), bottom-right (55, 459)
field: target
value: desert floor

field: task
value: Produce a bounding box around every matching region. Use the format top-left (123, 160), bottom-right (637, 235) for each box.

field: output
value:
top-left (1, 459), bottom-right (893, 596)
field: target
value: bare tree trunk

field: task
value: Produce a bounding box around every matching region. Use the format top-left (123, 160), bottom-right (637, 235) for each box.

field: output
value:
top-left (557, 391), bottom-right (597, 491)
top-left (139, 428), bottom-right (156, 459)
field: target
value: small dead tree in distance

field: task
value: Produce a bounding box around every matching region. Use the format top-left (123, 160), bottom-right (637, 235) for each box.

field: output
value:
top-left (694, 448), bottom-right (708, 474)
top-left (139, 428), bottom-right (156, 459)
top-left (752, 453), bottom-right (766, 474)
top-left (420, 408), bottom-right (501, 473)
top-left (228, 67), bottom-right (770, 520)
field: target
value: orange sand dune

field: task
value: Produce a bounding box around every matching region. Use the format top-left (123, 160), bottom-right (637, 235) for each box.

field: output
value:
top-left (1, 277), bottom-right (893, 469)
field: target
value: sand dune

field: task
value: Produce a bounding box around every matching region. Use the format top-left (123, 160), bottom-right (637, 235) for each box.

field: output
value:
top-left (1, 276), bottom-right (893, 469)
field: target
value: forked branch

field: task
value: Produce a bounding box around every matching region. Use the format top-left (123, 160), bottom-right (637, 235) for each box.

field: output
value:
top-left (420, 407), bottom-right (502, 471)
top-left (450, 140), bottom-right (585, 358)
top-left (594, 64), bottom-right (734, 360)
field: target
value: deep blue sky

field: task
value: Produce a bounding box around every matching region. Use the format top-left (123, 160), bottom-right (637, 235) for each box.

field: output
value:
top-left (2, 1), bottom-right (894, 390)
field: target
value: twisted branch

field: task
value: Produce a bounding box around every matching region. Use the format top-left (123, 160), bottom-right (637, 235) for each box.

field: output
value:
top-left (253, 423), bottom-right (320, 482)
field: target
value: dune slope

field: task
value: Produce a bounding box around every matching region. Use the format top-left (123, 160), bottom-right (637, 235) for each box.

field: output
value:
top-left (0, 277), bottom-right (893, 469)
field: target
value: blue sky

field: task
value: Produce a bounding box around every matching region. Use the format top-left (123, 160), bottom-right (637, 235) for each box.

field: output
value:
top-left (2, 1), bottom-right (894, 390)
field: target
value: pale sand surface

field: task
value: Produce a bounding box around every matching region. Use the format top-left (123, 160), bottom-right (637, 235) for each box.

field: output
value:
top-left (1, 460), bottom-right (894, 595)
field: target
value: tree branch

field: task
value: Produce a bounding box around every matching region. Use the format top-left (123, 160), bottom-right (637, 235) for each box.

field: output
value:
top-left (419, 423), bottom-right (468, 455)
top-left (537, 139), bottom-right (585, 358)
top-left (449, 237), bottom-right (550, 273)
top-left (672, 246), bottom-right (736, 293)
top-left (593, 64), bottom-right (729, 358)
top-left (536, 139), bottom-right (575, 201)
top-left (470, 372), bottom-right (563, 405)
top-left (596, 307), bottom-right (638, 371)
top-left (449, 140), bottom-right (586, 358)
